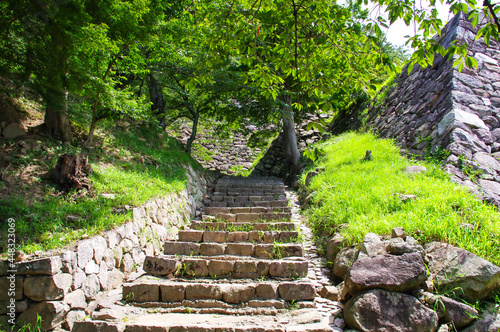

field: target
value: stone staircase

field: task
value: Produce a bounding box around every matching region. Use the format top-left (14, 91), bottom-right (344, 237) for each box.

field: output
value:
top-left (72, 177), bottom-right (340, 332)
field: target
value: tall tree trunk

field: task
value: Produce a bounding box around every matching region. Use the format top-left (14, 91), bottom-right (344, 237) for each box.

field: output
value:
top-left (148, 73), bottom-right (167, 129)
top-left (43, 89), bottom-right (72, 142)
top-left (185, 111), bottom-right (199, 155)
top-left (282, 94), bottom-right (301, 168)
top-left (83, 116), bottom-right (98, 148)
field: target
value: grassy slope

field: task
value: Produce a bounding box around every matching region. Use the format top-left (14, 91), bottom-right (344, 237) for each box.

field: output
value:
top-left (0, 123), bottom-right (199, 254)
top-left (302, 132), bottom-right (500, 266)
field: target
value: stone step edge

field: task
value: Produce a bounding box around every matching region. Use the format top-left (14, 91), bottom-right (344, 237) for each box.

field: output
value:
top-left (205, 207), bottom-right (292, 214)
top-left (163, 242), bottom-right (304, 259)
top-left (125, 298), bottom-right (314, 311)
top-left (177, 230), bottom-right (301, 244)
top-left (143, 256), bottom-right (308, 279)
top-left (189, 221), bottom-right (297, 231)
top-left (123, 279), bottom-right (317, 304)
top-left (204, 212), bottom-right (292, 223)
top-left (208, 200), bottom-right (289, 208)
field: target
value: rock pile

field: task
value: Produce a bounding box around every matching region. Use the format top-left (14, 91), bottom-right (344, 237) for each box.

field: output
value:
top-left (325, 229), bottom-right (500, 332)
top-left (366, 12), bottom-right (500, 207)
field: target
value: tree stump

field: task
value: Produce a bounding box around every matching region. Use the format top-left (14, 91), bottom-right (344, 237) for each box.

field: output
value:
top-left (48, 154), bottom-right (92, 191)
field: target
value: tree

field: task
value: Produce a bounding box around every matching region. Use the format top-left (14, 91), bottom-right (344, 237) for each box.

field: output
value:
top-left (203, 0), bottom-right (391, 180)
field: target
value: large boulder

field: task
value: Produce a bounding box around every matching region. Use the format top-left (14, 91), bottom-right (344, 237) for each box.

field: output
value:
top-left (23, 274), bottom-right (73, 301)
top-left (345, 253), bottom-right (427, 296)
top-left (344, 289), bottom-right (439, 332)
top-left (425, 242), bottom-right (500, 301)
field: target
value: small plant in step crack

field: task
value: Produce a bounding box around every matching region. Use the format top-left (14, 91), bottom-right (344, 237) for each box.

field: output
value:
top-left (124, 292), bottom-right (135, 304)
top-left (210, 273), bottom-right (218, 280)
top-left (271, 242), bottom-right (286, 259)
top-left (258, 276), bottom-right (267, 282)
top-left (287, 299), bottom-right (299, 310)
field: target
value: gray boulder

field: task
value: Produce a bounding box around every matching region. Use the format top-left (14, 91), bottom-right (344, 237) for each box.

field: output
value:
top-left (333, 247), bottom-right (359, 279)
top-left (436, 296), bottom-right (478, 328)
top-left (345, 253), bottom-right (427, 296)
top-left (344, 289), bottom-right (438, 332)
top-left (460, 312), bottom-right (500, 332)
top-left (425, 242), bottom-right (500, 301)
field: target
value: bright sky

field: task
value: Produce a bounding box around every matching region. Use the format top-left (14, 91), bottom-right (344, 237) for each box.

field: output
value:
top-left (381, 2), bottom-right (453, 47)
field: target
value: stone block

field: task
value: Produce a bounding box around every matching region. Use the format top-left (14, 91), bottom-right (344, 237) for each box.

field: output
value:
top-left (263, 232), bottom-right (279, 243)
top-left (278, 282), bottom-right (316, 301)
top-left (254, 244), bottom-right (273, 259)
top-left (206, 207), bottom-right (230, 215)
top-left (232, 261), bottom-right (260, 278)
top-left (185, 284), bottom-right (222, 300)
top-left (200, 243), bottom-right (225, 256)
top-left (256, 283), bottom-right (278, 299)
top-left (269, 261), bottom-right (308, 278)
top-left (222, 284), bottom-right (255, 304)
top-left (236, 213), bottom-right (261, 222)
top-left (225, 243), bottom-right (255, 256)
top-left (23, 274), bottom-right (72, 301)
top-left (17, 257), bottom-right (62, 275)
top-left (17, 301), bottom-right (70, 331)
top-left (183, 259), bottom-right (209, 277)
top-left (160, 284), bottom-right (185, 302)
top-left (164, 242), bottom-right (200, 256)
top-left (123, 282), bottom-right (159, 302)
top-left (64, 289), bottom-right (87, 309)
top-left (178, 230), bottom-right (204, 242)
top-left (72, 321), bottom-right (125, 332)
top-left (0, 300), bottom-right (28, 314)
top-left (203, 231), bottom-right (228, 243)
top-left (82, 274), bottom-right (100, 300)
top-left (63, 310), bottom-right (87, 331)
top-left (208, 260), bottom-right (234, 277)
top-left (227, 232), bottom-right (249, 243)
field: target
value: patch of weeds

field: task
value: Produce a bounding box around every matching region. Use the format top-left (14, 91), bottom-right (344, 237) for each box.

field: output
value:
top-left (287, 299), bottom-right (299, 310)
top-left (458, 156), bottom-right (483, 183)
top-left (124, 292), bottom-right (135, 304)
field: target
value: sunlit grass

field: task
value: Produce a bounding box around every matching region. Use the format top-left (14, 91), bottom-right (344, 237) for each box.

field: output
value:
top-left (303, 132), bottom-right (500, 266)
top-left (0, 123), bottom-right (197, 254)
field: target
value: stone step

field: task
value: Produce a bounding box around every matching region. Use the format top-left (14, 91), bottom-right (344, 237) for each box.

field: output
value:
top-left (122, 277), bottom-right (317, 305)
top-left (164, 241), bottom-right (303, 258)
top-left (206, 206), bottom-right (291, 215)
top-left (178, 230), bottom-right (300, 243)
top-left (72, 310), bottom-right (334, 332)
top-left (208, 200), bottom-right (289, 208)
top-left (143, 255), bottom-right (308, 279)
top-left (212, 189), bottom-right (287, 196)
top-left (189, 221), bottom-right (297, 231)
top-left (207, 212), bottom-right (292, 223)
top-left (211, 195), bottom-right (287, 203)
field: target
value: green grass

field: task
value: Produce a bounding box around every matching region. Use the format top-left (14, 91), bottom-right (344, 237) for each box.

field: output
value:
top-left (0, 122), bottom-right (199, 254)
top-left (302, 132), bottom-right (500, 266)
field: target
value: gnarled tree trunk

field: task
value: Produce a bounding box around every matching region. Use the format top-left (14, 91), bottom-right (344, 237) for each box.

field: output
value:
top-left (185, 110), bottom-right (199, 155)
top-left (148, 73), bottom-right (167, 129)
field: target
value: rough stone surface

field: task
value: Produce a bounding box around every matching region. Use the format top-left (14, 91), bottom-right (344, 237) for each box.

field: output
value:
top-left (460, 312), bottom-right (500, 332)
top-left (437, 296), bottom-right (479, 328)
top-left (23, 274), bottom-right (73, 301)
top-left (64, 289), bottom-right (87, 309)
top-left (425, 242), bottom-right (500, 301)
top-left (344, 289), bottom-right (439, 332)
top-left (17, 257), bottom-right (62, 275)
top-left (333, 247), bottom-right (359, 279)
top-left (143, 256), bottom-right (179, 276)
top-left (345, 253), bottom-right (427, 296)
top-left (82, 274), bottom-right (101, 300)
top-left (123, 283), bottom-right (159, 302)
top-left (17, 301), bottom-right (70, 331)
top-left (278, 282), bottom-right (316, 301)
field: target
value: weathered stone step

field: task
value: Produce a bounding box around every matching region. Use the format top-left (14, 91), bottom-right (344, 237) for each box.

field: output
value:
top-left (164, 241), bottom-right (303, 258)
top-left (206, 206), bottom-right (291, 215)
top-left (189, 221), bottom-right (296, 231)
top-left (178, 230), bottom-right (300, 243)
top-left (212, 189), bottom-right (286, 196)
top-left (72, 310), bottom-right (334, 332)
top-left (143, 255), bottom-right (308, 279)
top-left (209, 200), bottom-right (289, 208)
top-left (122, 277), bottom-right (316, 305)
top-left (205, 212), bottom-right (292, 223)
top-left (211, 195), bottom-right (287, 203)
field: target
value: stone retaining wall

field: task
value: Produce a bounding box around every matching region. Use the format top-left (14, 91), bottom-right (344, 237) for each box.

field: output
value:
top-left (0, 165), bottom-right (213, 330)
top-left (366, 12), bottom-right (500, 207)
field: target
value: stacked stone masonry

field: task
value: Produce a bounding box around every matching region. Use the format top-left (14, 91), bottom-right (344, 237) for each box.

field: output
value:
top-left (0, 165), bottom-right (212, 331)
top-left (366, 12), bottom-right (500, 207)
top-left (69, 176), bottom-right (340, 331)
